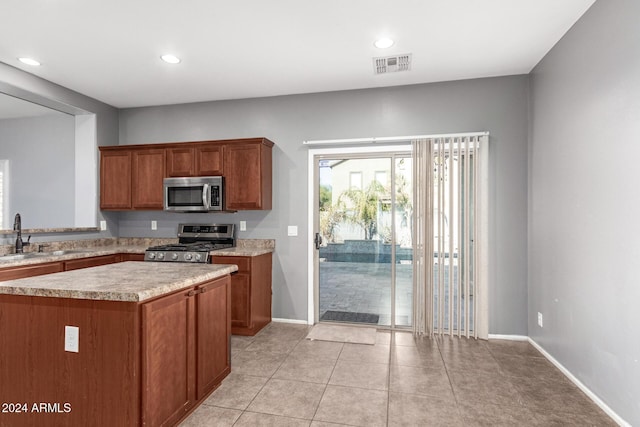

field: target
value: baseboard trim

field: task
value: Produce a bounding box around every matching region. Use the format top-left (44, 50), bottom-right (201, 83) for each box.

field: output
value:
top-left (528, 338), bottom-right (629, 427)
top-left (488, 334), bottom-right (529, 341)
top-left (272, 318), bottom-right (310, 325)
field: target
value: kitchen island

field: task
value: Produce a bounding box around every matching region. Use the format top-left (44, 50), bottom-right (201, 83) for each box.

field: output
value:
top-left (0, 262), bottom-right (237, 427)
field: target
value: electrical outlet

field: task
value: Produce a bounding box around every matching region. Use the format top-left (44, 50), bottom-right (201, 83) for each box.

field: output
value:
top-left (100, 220), bottom-right (107, 231)
top-left (537, 312), bottom-right (543, 328)
top-left (288, 225), bottom-right (298, 236)
top-left (151, 220), bottom-right (157, 230)
top-left (65, 326), bottom-right (79, 353)
top-left (239, 221), bottom-right (247, 231)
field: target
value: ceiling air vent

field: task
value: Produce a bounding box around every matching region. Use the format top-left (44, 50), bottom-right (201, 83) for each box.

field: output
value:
top-left (373, 54), bottom-right (412, 75)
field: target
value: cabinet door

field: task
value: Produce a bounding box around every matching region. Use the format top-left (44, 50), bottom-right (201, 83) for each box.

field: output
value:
top-left (64, 254), bottom-right (120, 271)
top-left (167, 147), bottom-right (195, 177)
top-left (142, 289), bottom-right (196, 427)
top-left (100, 150), bottom-right (132, 209)
top-left (132, 149), bottom-right (166, 209)
top-left (224, 143), bottom-right (271, 210)
top-left (196, 276), bottom-right (231, 399)
top-left (195, 144), bottom-right (223, 176)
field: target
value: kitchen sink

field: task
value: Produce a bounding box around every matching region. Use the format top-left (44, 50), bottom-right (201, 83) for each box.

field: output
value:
top-left (49, 250), bottom-right (85, 256)
top-left (0, 250), bottom-right (87, 261)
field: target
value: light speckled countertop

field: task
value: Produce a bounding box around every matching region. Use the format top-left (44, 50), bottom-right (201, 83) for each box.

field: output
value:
top-left (0, 244), bottom-right (274, 268)
top-left (0, 262), bottom-right (238, 302)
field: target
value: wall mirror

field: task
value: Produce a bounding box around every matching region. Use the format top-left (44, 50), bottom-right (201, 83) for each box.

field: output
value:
top-left (0, 85), bottom-right (97, 232)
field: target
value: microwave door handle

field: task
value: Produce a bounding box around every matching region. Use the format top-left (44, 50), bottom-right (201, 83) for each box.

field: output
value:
top-left (202, 183), bottom-right (211, 208)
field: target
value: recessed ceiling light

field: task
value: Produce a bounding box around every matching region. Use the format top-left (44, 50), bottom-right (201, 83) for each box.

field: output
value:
top-left (161, 54), bottom-right (181, 64)
top-left (18, 57), bottom-right (41, 66)
top-left (374, 38), bottom-right (394, 49)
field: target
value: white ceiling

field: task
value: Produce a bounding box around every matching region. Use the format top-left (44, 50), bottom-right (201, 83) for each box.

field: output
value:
top-left (0, 0), bottom-right (595, 109)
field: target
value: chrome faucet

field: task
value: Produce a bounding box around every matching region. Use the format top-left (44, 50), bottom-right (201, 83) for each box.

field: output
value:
top-left (13, 213), bottom-right (30, 253)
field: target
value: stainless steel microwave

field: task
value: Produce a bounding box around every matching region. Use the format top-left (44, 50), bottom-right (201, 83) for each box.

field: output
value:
top-left (163, 176), bottom-right (224, 212)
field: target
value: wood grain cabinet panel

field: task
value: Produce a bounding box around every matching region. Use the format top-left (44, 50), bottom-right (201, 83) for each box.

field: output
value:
top-left (195, 144), bottom-right (224, 176)
top-left (100, 150), bottom-right (132, 209)
top-left (0, 261), bottom-right (64, 281)
top-left (212, 253), bottom-right (272, 335)
top-left (132, 148), bottom-right (166, 209)
top-left (120, 253), bottom-right (146, 262)
top-left (64, 254), bottom-right (120, 271)
top-left (142, 276), bottom-right (231, 425)
top-left (167, 147), bottom-right (196, 177)
top-left (142, 288), bottom-right (196, 427)
top-left (0, 296), bottom-right (141, 426)
top-left (196, 276), bottom-right (231, 399)
top-left (224, 141), bottom-right (273, 210)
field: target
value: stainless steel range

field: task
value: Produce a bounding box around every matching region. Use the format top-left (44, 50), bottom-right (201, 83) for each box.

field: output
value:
top-left (144, 223), bottom-right (235, 263)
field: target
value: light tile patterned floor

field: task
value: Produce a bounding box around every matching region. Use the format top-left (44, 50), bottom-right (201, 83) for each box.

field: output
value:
top-left (180, 322), bottom-right (616, 427)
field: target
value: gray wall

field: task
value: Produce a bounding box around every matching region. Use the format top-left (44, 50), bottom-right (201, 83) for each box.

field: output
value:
top-left (0, 62), bottom-right (120, 239)
top-left (0, 114), bottom-right (75, 229)
top-left (529, 0), bottom-right (640, 424)
top-left (119, 75), bottom-right (530, 333)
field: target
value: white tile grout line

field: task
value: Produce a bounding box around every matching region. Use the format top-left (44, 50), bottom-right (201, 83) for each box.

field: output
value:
top-left (308, 338), bottom-right (343, 424)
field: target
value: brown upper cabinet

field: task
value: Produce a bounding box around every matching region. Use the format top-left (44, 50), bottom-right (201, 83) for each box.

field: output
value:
top-left (166, 146), bottom-right (196, 177)
top-left (166, 142), bottom-right (224, 177)
top-left (224, 140), bottom-right (273, 210)
top-left (132, 148), bottom-right (166, 209)
top-left (100, 138), bottom-right (273, 211)
top-left (195, 143), bottom-right (224, 176)
top-left (100, 146), bottom-right (166, 210)
top-left (100, 149), bottom-right (132, 209)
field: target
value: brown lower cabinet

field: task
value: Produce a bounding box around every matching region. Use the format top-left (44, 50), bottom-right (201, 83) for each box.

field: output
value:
top-left (120, 253), bottom-right (146, 262)
top-left (63, 254), bottom-right (121, 271)
top-left (0, 275), bottom-right (231, 427)
top-left (0, 253), bottom-right (145, 280)
top-left (0, 261), bottom-right (63, 281)
top-left (212, 253), bottom-right (272, 335)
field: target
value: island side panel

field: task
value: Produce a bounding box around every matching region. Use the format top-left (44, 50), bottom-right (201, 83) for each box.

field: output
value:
top-left (250, 253), bottom-right (273, 334)
top-left (0, 294), bottom-right (140, 427)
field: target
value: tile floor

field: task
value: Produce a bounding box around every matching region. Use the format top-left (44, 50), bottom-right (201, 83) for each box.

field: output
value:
top-left (180, 322), bottom-right (616, 427)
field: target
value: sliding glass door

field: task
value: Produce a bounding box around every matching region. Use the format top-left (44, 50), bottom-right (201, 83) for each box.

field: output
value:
top-left (313, 151), bottom-right (412, 328)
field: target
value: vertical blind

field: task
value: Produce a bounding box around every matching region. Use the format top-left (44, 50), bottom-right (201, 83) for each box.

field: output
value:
top-left (412, 134), bottom-right (488, 338)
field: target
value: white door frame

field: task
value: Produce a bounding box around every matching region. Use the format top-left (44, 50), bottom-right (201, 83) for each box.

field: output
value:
top-left (306, 144), bottom-right (412, 324)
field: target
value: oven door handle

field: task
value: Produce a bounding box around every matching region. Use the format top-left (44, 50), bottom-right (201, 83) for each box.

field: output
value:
top-left (202, 183), bottom-right (211, 209)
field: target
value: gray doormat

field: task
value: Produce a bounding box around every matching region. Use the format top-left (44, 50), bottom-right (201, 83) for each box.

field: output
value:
top-left (321, 310), bottom-right (380, 324)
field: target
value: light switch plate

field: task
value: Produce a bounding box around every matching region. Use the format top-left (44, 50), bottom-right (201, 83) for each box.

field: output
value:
top-left (151, 220), bottom-right (157, 230)
top-left (288, 225), bottom-right (298, 236)
top-left (100, 220), bottom-right (107, 231)
top-left (240, 221), bottom-right (247, 231)
top-left (65, 326), bottom-right (79, 353)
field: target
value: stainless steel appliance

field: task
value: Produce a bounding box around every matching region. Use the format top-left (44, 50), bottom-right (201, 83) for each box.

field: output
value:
top-left (164, 176), bottom-right (224, 212)
top-left (144, 223), bottom-right (235, 263)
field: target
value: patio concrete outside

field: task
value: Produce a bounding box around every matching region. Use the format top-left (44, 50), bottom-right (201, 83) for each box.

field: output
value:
top-left (319, 261), bottom-right (474, 331)
top-left (319, 261), bottom-right (413, 327)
